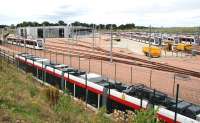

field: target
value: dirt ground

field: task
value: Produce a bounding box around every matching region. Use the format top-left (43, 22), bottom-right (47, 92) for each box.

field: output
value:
top-left (1, 36), bottom-right (200, 104)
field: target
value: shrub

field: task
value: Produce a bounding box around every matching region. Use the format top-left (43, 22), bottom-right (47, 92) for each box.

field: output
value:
top-left (44, 87), bottom-right (60, 106)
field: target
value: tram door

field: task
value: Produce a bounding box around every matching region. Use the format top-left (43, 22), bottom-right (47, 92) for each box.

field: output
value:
top-left (59, 28), bottom-right (64, 38)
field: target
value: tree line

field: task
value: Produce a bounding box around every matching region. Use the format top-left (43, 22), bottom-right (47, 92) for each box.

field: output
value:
top-left (1, 20), bottom-right (147, 30)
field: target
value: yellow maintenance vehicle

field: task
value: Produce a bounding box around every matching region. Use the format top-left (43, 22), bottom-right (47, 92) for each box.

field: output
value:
top-left (142, 45), bottom-right (161, 58)
top-left (176, 43), bottom-right (192, 51)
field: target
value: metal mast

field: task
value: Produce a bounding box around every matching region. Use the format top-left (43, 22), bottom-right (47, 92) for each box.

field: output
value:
top-left (110, 24), bottom-right (113, 62)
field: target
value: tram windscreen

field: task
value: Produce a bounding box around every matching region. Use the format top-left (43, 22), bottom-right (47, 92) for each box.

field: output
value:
top-left (37, 40), bottom-right (43, 47)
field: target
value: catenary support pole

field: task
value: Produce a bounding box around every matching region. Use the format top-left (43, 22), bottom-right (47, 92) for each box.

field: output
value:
top-left (174, 84), bottom-right (179, 123)
top-left (110, 25), bottom-right (113, 62)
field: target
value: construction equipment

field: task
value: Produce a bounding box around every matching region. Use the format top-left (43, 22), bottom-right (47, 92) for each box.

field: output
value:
top-left (142, 45), bottom-right (161, 57)
top-left (176, 43), bottom-right (192, 51)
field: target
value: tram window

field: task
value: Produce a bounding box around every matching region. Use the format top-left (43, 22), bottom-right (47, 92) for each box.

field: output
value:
top-left (191, 39), bottom-right (194, 42)
top-left (26, 64), bottom-right (34, 73)
top-left (107, 98), bottom-right (134, 113)
top-left (26, 40), bottom-right (29, 44)
top-left (45, 72), bottom-right (61, 89)
top-left (54, 77), bottom-right (62, 89)
top-left (21, 40), bottom-right (24, 44)
top-left (150, 39), bottom-right (154, 42)
top-left (75, 86), bottom-right (86, 101)
top-left (38, 69), bottom-right (43, 80)
top-left (20, 29), bottom-right (24, 37)
top-left (32, 67), bottom-right (37, 77)
top-left (37, 29), bottom-right (43, 38)
top-left (65, 81), bottom-right (74, 95)
top-left (34, 42), bottom-right (37, 46)
top-left (87, 91), bottom-right (98, 108)
top-left (29, 41), bottom-right (34, 45)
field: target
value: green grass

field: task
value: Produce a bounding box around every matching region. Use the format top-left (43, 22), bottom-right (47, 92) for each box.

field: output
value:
top-left (115, 27), bottom-right (200, 34)
top-left (0, 58), bottom-right (113, 123)
top-left (0, 57), bottom-right (161, 123)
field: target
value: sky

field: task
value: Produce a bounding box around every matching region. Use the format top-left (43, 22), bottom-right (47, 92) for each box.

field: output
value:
top-left (0, 0), bottom-right (200, 27)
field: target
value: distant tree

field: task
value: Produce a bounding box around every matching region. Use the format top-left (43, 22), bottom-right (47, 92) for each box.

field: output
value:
top-left (136, 26), bottom-right (148, 29)
top-left (0, 25), bottom-right (8, 28)
top-left (118, 23), bottom-right (135, 30)
top-left (10, 24), bottom-right (15, 29)
top-left (105, 24), bottom-right (116, 29)
top-left (72, 21), bottom-right (81, 26)
top-left (58, 20), bottom-right (67, 26)
top-left (42, 21), bottom-right (50, 26)
top-left (32, 22), bottom-right (40, 27)
top-left (97, 24), bottom-right (106, 29)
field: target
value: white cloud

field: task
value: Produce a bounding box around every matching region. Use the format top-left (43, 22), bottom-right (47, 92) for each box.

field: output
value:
top-left (0, 0), bottom-right (199, 27)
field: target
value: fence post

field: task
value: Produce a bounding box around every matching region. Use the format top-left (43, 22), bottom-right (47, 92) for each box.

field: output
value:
top-left (36, 67), bottom-right (39, 79)
top-left (89, 57), bottom-right (91, 73)
top-left (0, 48), bottom-right (2, 70)
top-left (42, 61), bottom-right (44, 83)
top-left (149, 69), bottom-right (152, 88)
top-left (7, 50), bottom-right (9, 64)
top-left (97, 94), bottom-right (100, 109)
top-left (56, 51), bottom-right (58, 64)
top-left (74, 83), bottom-right (76, 99)
top-left (153, 89), bottom-right (155, 108)
top-left (31, 47), bottom-right (32, 54)
top-left (61, 71), bottom-right (64, 90)
top-left (34, 49), bottom-right (36, 56)
top-left (70, 54), bottom-right (72, 67)
top-left (63, 53), bottom-right (64, 64)
top-left (12, 51), bottom-right (14, 64)
top-left (44, 49), bottom-right (46, 58)
top-left (130, 66), bottom-right (133, 84)
top-left (173, 74), bottom-right (176, 96)
top-left (50, 51), bottom-right (51, 62)
top-left (140, 94), bottom-right (143, 108)
top-left (181, 51), bottom-right (183, 57)
top-left (44, 65), bottom-right (47, 82)
top-left (85, 74), bottom-right (88, 108)
top-left (174, 84), bottom-right (179, 123)
top-left (114, 63), bottom-right (116, 83)
top-left (101, 59), bottom-right (102, 75)
top-left (78, 53), bottom-right (80, 70)
top-left (3, 50), bottom-right (5, 60)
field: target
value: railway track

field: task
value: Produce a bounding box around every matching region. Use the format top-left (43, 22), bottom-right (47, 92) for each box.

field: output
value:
top-left (3, 37), bottom-right (200, 78)
top-left (45, 42), bottom-right (200, 78)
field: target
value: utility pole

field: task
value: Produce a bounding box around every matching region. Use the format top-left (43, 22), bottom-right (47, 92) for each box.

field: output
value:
top-left (148, 25), bottom-right (152, 59)
top-left (110, 24), bottom-right (113, 62)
